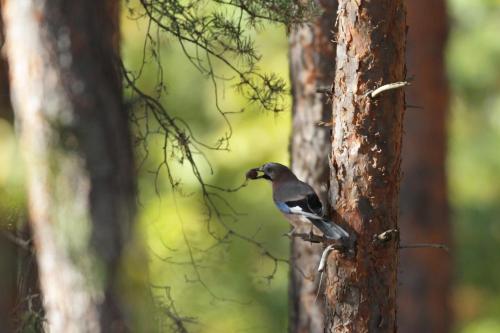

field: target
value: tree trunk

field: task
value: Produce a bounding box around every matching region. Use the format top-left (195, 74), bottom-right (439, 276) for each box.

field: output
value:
top-left (0, 235), bottom-right (17, 332)
top-left (0, 9), bottom-right (16, 330)
top-left (0, 6), bottom-right (44, 331)
top-left (326, 1), bottom-right (406, 332)
top-left (288, 1), bottom-right (337, 332)
top-left (0, 10), bottom-right (11, 122)
top-left (398, 1), bottom-right (452, 332)
top-left (2, 0), bottom-right (135, 331)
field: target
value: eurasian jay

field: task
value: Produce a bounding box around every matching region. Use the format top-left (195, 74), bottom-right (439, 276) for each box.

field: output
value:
top-left (247, 162), bottom-right (349, 241)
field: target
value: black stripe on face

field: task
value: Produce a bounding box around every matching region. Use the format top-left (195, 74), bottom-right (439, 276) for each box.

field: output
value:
top-left (261, 174), bottom-right (272, 180)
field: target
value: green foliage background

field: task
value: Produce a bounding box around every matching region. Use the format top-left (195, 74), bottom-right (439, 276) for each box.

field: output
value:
top-left (447, 1), bottom-right (500, 332)
top-left (0, 0), bottom-right (499, 332)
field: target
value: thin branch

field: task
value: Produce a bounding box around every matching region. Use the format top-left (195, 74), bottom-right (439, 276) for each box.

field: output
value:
top-left (405, 103), bottom-right (424, 110)
top-left (2, 230), bottom-right (32, 252)
top-left (399, 243), bottom-right (450, 253)
top-left (289, 231), bottom-right (324, 244)
top-left (374, 229), bottom-right (449, 253)
top-left (316, 86), bottom-right (333, 96)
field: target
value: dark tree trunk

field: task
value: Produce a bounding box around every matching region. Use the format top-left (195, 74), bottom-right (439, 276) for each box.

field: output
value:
top-left (0, 236), bottom-right (16, 332)
top-left (0, 5), bottom-right (11, 122)
top-left (2, 0), bottom-right (136, 331)
top-left (288, 1), bottom-right (337, 332)
top-left (0, 9), bottom-right (16, 330)
top-left (398, 1), bottom-right (452, 332)
top-left (326, 1), bottom-right (406, 332)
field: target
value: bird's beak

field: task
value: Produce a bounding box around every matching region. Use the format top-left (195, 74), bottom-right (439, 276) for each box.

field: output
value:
top-left (258, 165), bottom-right (272, 180)
top-left (246, 166), bottom-right (271, 180)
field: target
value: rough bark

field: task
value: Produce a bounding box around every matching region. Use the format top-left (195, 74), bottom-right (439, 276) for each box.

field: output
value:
top-left (398, 1), bottom-right (452, 332)
top-left (288, 1), bottom-right (337, 332)
top-left (327, 1), bottom-right (406, 332)
top-left (2, 0), bottom-right (135, 332)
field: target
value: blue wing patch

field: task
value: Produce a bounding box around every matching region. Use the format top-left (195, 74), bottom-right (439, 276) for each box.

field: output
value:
top-left (275, 201), bottom-right (291, 214)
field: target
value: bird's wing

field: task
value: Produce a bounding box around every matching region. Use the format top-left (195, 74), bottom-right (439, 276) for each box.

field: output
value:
top-left (274, 180), bottom-right (324, 217)
top-left (276, 193), bottom-right (349, 240)
top-left (273, 180), bottom-right (350, 240)
top-left (274, 181), bottom-right (320, 204)
top-left (277, 201), bottom-right (349, 240)
top-left (283, 193), bottom-right (323, 216)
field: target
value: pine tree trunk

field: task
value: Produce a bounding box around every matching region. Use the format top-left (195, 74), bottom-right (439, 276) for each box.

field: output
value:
top-left (289, 1), bottom-right (337, 332)
top-left (1, 1), bottom-right (135, 331)
top-left (326, 1), bottom-right (406, 332)
top-left (398, 1), bottom-right (452, 332)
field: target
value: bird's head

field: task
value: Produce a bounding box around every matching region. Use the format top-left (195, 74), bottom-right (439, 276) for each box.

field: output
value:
top-left (246, 162), bottom-right (296, 182)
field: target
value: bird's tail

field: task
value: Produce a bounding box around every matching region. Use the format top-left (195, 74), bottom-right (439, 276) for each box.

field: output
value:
top-left (309, 217), bottom-right (349, 241)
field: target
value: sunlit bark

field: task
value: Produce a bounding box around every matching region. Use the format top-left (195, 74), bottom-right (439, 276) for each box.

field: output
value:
top-left (327, 1), bottom-right (406, 331)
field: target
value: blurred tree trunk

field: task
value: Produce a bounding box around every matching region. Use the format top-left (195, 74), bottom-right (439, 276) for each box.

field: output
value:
top-left (0, 234), bottom-right (16, 333)
top-left (0, 9), bottom-right (11, 122)
top-left (327, 1), bottom-right (406, 332)
top-left (288, 1), bottom-right (337, 332)
top-left (398, 1), bottom-right (452, 332)
top-left (0, 10), bottom-right (16, 329)
top-left (2, 0), bottom-right (136, 331)
top-left (0, 228), bottom-right (17, 331)
top-left (0, 6), bottom-right (43, 332)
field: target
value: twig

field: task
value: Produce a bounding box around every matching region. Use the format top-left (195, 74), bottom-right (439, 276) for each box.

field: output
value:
top-left (316, 120), bottom-right (334, 127)
top-left (2, 230), bottom-right (32, 252)
top-left (290, 232), bottom-right (325, 244)
top-left (405, 104), bottom-right (424, 110)
top-left (314, 270), bottom-right (325, 304)
top-left (399, 243), bottom-right (450, 253)
top-left (318, 244), bottom-right (336, 272)
top-left (314, 244), bottom-right (335, 303)
top-left (365, 81), bottom-right (410, 98)
top-left (316, 86), bottom-right (333, 96)
top-left (374, 229), bottom-right (449, 253)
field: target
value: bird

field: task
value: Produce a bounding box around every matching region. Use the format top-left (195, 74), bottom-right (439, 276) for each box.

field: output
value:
top-left (246, 162), bottom-right (349, 241)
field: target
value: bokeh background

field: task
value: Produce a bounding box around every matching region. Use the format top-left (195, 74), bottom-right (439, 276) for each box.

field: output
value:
top-left (1, 0), bottom-right (499, 332)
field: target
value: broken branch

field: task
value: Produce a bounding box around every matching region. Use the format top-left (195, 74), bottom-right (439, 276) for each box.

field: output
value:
top-left (318, 244), bottom-right (336, 272)
top-left (365, 81), bottom-right (410, 98)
